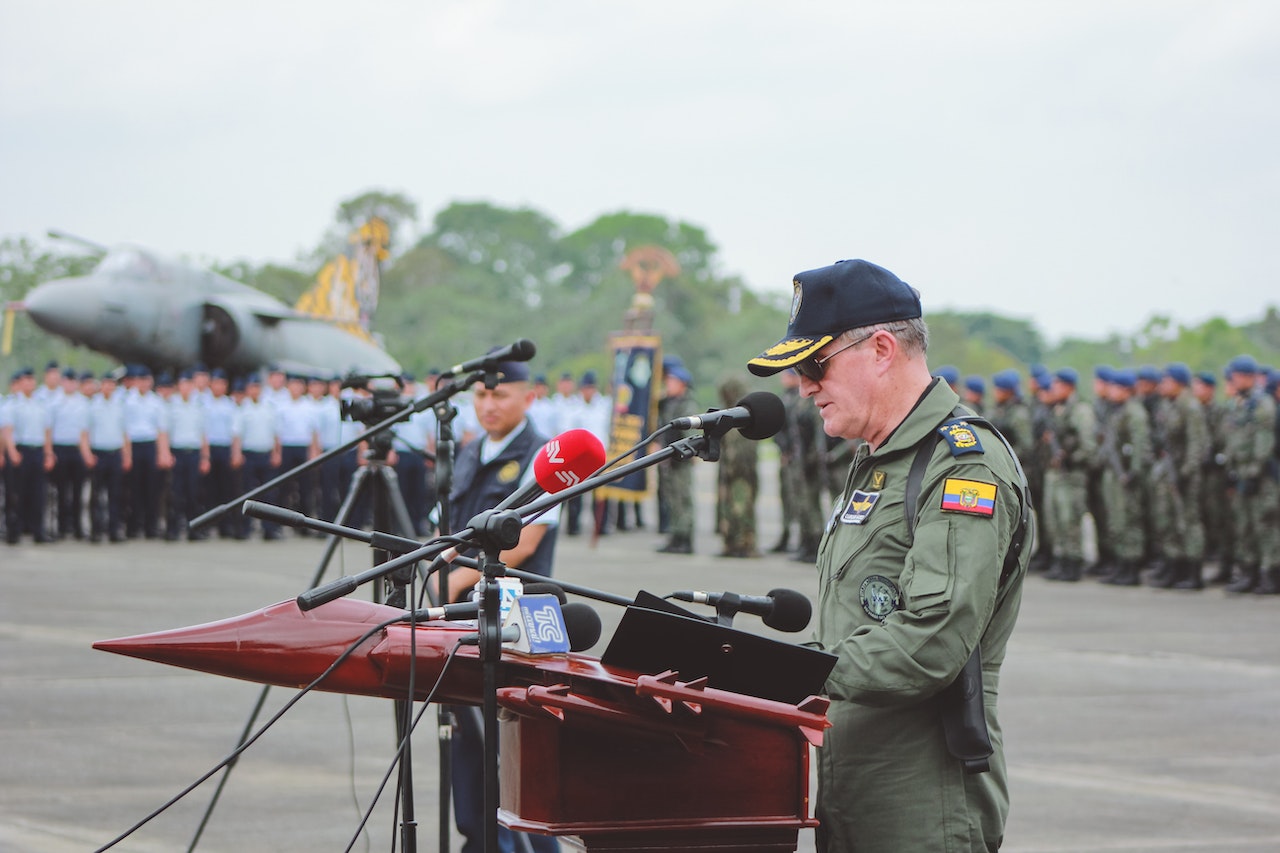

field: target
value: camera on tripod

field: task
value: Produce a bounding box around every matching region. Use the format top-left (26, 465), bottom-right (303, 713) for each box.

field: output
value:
top-left (340, 372), bottom-right (408, 425)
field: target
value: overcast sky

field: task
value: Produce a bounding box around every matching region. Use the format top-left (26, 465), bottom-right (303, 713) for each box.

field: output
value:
top-left (2, 1), bottom-right (1276, 343)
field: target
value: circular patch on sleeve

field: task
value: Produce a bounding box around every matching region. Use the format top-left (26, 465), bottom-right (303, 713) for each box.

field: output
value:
top-left (859, 574), bottom-right (902, 622)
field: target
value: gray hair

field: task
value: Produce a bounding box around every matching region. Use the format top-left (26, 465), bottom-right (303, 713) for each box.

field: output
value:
top-left (840, 317), bottom-right (929, 358)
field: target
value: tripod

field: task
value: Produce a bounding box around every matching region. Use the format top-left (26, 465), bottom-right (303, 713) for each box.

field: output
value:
top-left (188, 415), bottom-right (435, 853)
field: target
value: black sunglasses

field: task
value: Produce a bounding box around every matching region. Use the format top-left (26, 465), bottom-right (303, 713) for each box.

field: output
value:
top-left (795, 332), bottom-right (875, 382)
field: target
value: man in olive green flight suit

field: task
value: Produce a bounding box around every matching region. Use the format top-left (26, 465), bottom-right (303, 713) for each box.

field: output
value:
top-left (748, 259), bottom-right (1033, 853)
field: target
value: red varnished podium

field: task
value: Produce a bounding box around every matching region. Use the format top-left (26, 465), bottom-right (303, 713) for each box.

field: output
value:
top-left (95, 596), bottom-right (834, 852)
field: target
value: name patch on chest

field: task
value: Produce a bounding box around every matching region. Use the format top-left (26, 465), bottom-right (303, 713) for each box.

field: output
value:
top-left (840, 489), bottom-right (881, 525)
top-left (940, 478), bottom-right (997, 517)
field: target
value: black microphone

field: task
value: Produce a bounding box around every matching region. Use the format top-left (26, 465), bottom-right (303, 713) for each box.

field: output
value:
top-left (443, 339), bottom-right (536, 376)
top-left (670, 587), bottom-right (812, 633)
top-left (668, 391), bottom-right (786, 440)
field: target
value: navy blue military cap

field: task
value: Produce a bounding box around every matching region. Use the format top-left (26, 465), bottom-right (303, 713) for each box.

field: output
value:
top-left (534, 374), bottom-right (548, 385)
top-left (992, 369), bottom-right (1021, 392)
top-left (1055, 367), bottom-right (1079, 386)
top-left (178, 368), bottom-right (195, 381)
top-left (210, 368), bottom-right (227, 380)
top-left (1228, 354), bottom-right (1259, 375)
top-left (580, 370), bottom-right (598, 388)
top-left (1165, 363), bottom-right (1192, 385)
top-left (964, 375), bottom-right (986, 394)
top-left (44, 359), bottom-right (59, 371)
top-left (192, 362), bottom-right (209, 374)
top-left (156, 372), bottom-right (174, 387)
top-left (401, 372), bottom-right (416, 384)
top-left (245, 373), bottom-right (263, 386)
top-left (62, 366), bottom-right (77, 379)
top-left (1137, 365), bottom-right (1161, 384)
top-left (1267, 369), bottom-right (1280, 393)
top-left (748, 259), bottom-right (922, 376)
top-left (935, 365), bottom-right (961, 386)
top-left (231, 377), bottom-right (247, 392)
top-left (663, 356), bottom-right (693, 385)
top-left (1094, 365), bottom-right (1115, 383)
top-left (1111, 368), bottom-right (1137, 388)
top-left (79, 370), bottom-right (95, 381)
top-left (1195, 371), bottom-right (1216, 386)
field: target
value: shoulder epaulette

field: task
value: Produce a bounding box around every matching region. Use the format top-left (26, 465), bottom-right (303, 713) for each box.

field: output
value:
top-left (937, 418), bottom-right (985, 457)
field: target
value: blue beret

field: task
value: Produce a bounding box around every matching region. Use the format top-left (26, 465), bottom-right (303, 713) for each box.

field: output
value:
top-left (1165, 363), bottom-right (1192, 385)
top-left (935, 365), bottom-right (960, 386)
top-left (245, 373), bottom-right (262, 385)
top-left (666, 363), bottom-right (693, 385)
top-left (964, 375), bottom-right (986, 394)
top-left (1094, 365), bottom-right (1115, 383)
top-left (1266, 369), bottom-right (1280, 393)
top-left (534, 374), bottom-right (547, 384)
top-left (62, 366), bottom-right (78, 379)
top-left (10, 369), bottom-right (25, 382)
top-left (178, 368), bottom-right (195, 381)
top-left (210, 368), bottom-right (227, 380)
top-left (1111, 368), bottom-right (1137, 388)
top-left (1055, 367), bottom-right (1079, 386)
top-left (400, 372), bottom-right (416, 384)
top-left (1137, 365), bottom-right (1161, 384)
top-left (79, 370), bottom-right (95, 381)
top-left (1195, 371), bottom-right (1216, 386)
top-left (992, 369), bottom-right (1021, 392)
top-left (231, 377), bottom-right (247, 392)
top-left (580, 370), bottom-right (598, 387)
top-left (1228, 354), bottom-right (1259, 375)
top-left (44, 360), bottom-right (59, 371)
top-left (192, 362), bottom-right (209, 373)
top-left (156, 372), bottom-right (174, 387)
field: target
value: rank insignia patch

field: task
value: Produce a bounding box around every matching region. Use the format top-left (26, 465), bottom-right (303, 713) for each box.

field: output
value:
top-left (497, 460), bottom-right (522, 484)
top-left (840, 489), bottom-right (881, 525)
top-left (870, 470), bottom-right (887, 490)
top-left (940, 478), bottom-right (997, 517)
top-left (938, 421), bottom-right (984, 456)
top-left (859, 574), bottom-right (902, 621)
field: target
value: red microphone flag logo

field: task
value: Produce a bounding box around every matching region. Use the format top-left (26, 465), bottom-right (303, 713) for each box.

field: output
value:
top-left (533, 429), bottom-right (606, 493)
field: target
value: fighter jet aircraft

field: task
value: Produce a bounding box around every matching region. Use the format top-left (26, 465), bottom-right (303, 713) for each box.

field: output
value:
top-left (3, 220), bottom-right (401, 377)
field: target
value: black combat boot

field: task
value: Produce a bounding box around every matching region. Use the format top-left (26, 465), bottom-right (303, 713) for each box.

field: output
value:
top-left (1173, 560), bottom-right (1204, 590)
top-left (1225, 564), bottom-right (1259, 594)
top-left (792, 537), bottom-right (820, 563)
top-left (1208, 556), bottom-right (1234, 585)
top-left (1103, 559), bottom-right (1141, 586)
top-left (657, 535), bottom-right (692, 555)
top-left (1253, 567), bottom-right (1280, 595)
top-left (1043, 558), bottom-right (1065, 580)
top-left (1147, 558), bottom-right (1175, 588)
top-left (1049, 557), bottom-right (1082, 582)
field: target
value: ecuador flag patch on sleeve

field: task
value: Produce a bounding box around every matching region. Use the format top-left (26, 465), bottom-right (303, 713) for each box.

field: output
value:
top-left (940, 478), bottom-right (997, 517)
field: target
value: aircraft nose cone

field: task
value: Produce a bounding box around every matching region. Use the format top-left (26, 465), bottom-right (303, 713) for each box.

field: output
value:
top-left (24, 278), bottom-right (101, 342)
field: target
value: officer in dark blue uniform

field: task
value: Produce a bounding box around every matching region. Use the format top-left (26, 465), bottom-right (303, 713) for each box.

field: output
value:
top-left (439, 357), bottom-right (560, 853)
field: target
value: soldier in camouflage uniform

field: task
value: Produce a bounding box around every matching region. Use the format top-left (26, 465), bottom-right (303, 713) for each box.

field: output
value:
top-left (1222, 356), bottom-right (1280, 594)
top-left (1026, 367), bottom-right (1056, 571)
top-left (715, 377), bottom-right (759, 558)
top-left (961, 375), bottom-right (986, 416)
top-left (792, 383), bottom-right (827, 562)
top-left (656, 359), bottom-right (700, 554)
top-left (1193, 372), bottom-right (1235, 583)
top-left (1147, 364), bottom-right (1211, 589)
top-left (1098, 369), bottom-right (1152, 586)
top-left (770, 370), bottom-right (803, 552)
top-left (1135, 365), bottom-right (1165, 572)
top-left (1043, 368), bottom-right (1097, 582)
top-left (1087, 366), bottom-right (1118, 576)
top-left (988, 370), bottom-right (1033, 464)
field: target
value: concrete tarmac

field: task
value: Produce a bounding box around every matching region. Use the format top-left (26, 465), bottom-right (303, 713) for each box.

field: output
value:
top-left (2, 462), bottom-right (1279, 853)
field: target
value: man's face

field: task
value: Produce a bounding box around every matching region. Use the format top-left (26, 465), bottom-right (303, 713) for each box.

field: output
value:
top-left (472, 381), bottom-right (533, 440)
top-left (288, 378), bottom-right (305, 399)
top-left (43, 368), bottom-right (59, 388)
top-left (797, 334), bottom-right (878, 440)
top-left (269, 371), bottom-right (285, 390)
top-left (100, 378), bottom-right (116, 398)
top-left (557, 378), bottom-right (575, 397)
top-left (211, 377), bottom-right (228, 397)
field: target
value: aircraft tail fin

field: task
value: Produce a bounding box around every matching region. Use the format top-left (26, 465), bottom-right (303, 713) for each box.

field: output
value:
top-left (2, 302), bottom-right (20, 356)
top-left (294, 218), bottom-right (389, 341)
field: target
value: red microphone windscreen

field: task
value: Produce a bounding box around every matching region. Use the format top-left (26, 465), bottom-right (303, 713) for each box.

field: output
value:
top-left (532, 429), bottom-right (607, 493)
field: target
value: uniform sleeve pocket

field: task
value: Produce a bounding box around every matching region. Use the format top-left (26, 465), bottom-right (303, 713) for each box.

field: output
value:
top-left (901, 516), bottom-right (954, 611)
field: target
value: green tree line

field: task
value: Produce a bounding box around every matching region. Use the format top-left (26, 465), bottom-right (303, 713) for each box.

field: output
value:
top-left (4, 190), bottom-right (1279, 396)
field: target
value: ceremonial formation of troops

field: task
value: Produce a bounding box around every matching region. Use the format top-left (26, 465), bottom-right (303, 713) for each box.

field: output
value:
top-left (0, 358), bottom-right (702, 550)
top-left (770, 355), bottom-right (1280, 594)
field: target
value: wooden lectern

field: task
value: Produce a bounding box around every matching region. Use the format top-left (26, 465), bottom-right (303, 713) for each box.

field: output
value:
top-left (497, 604), bottom-right (834, 853)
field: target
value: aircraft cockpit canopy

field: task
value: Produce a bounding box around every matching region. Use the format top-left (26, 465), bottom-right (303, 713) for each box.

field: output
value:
top-left (94, 247), bottom-right (176, 283)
